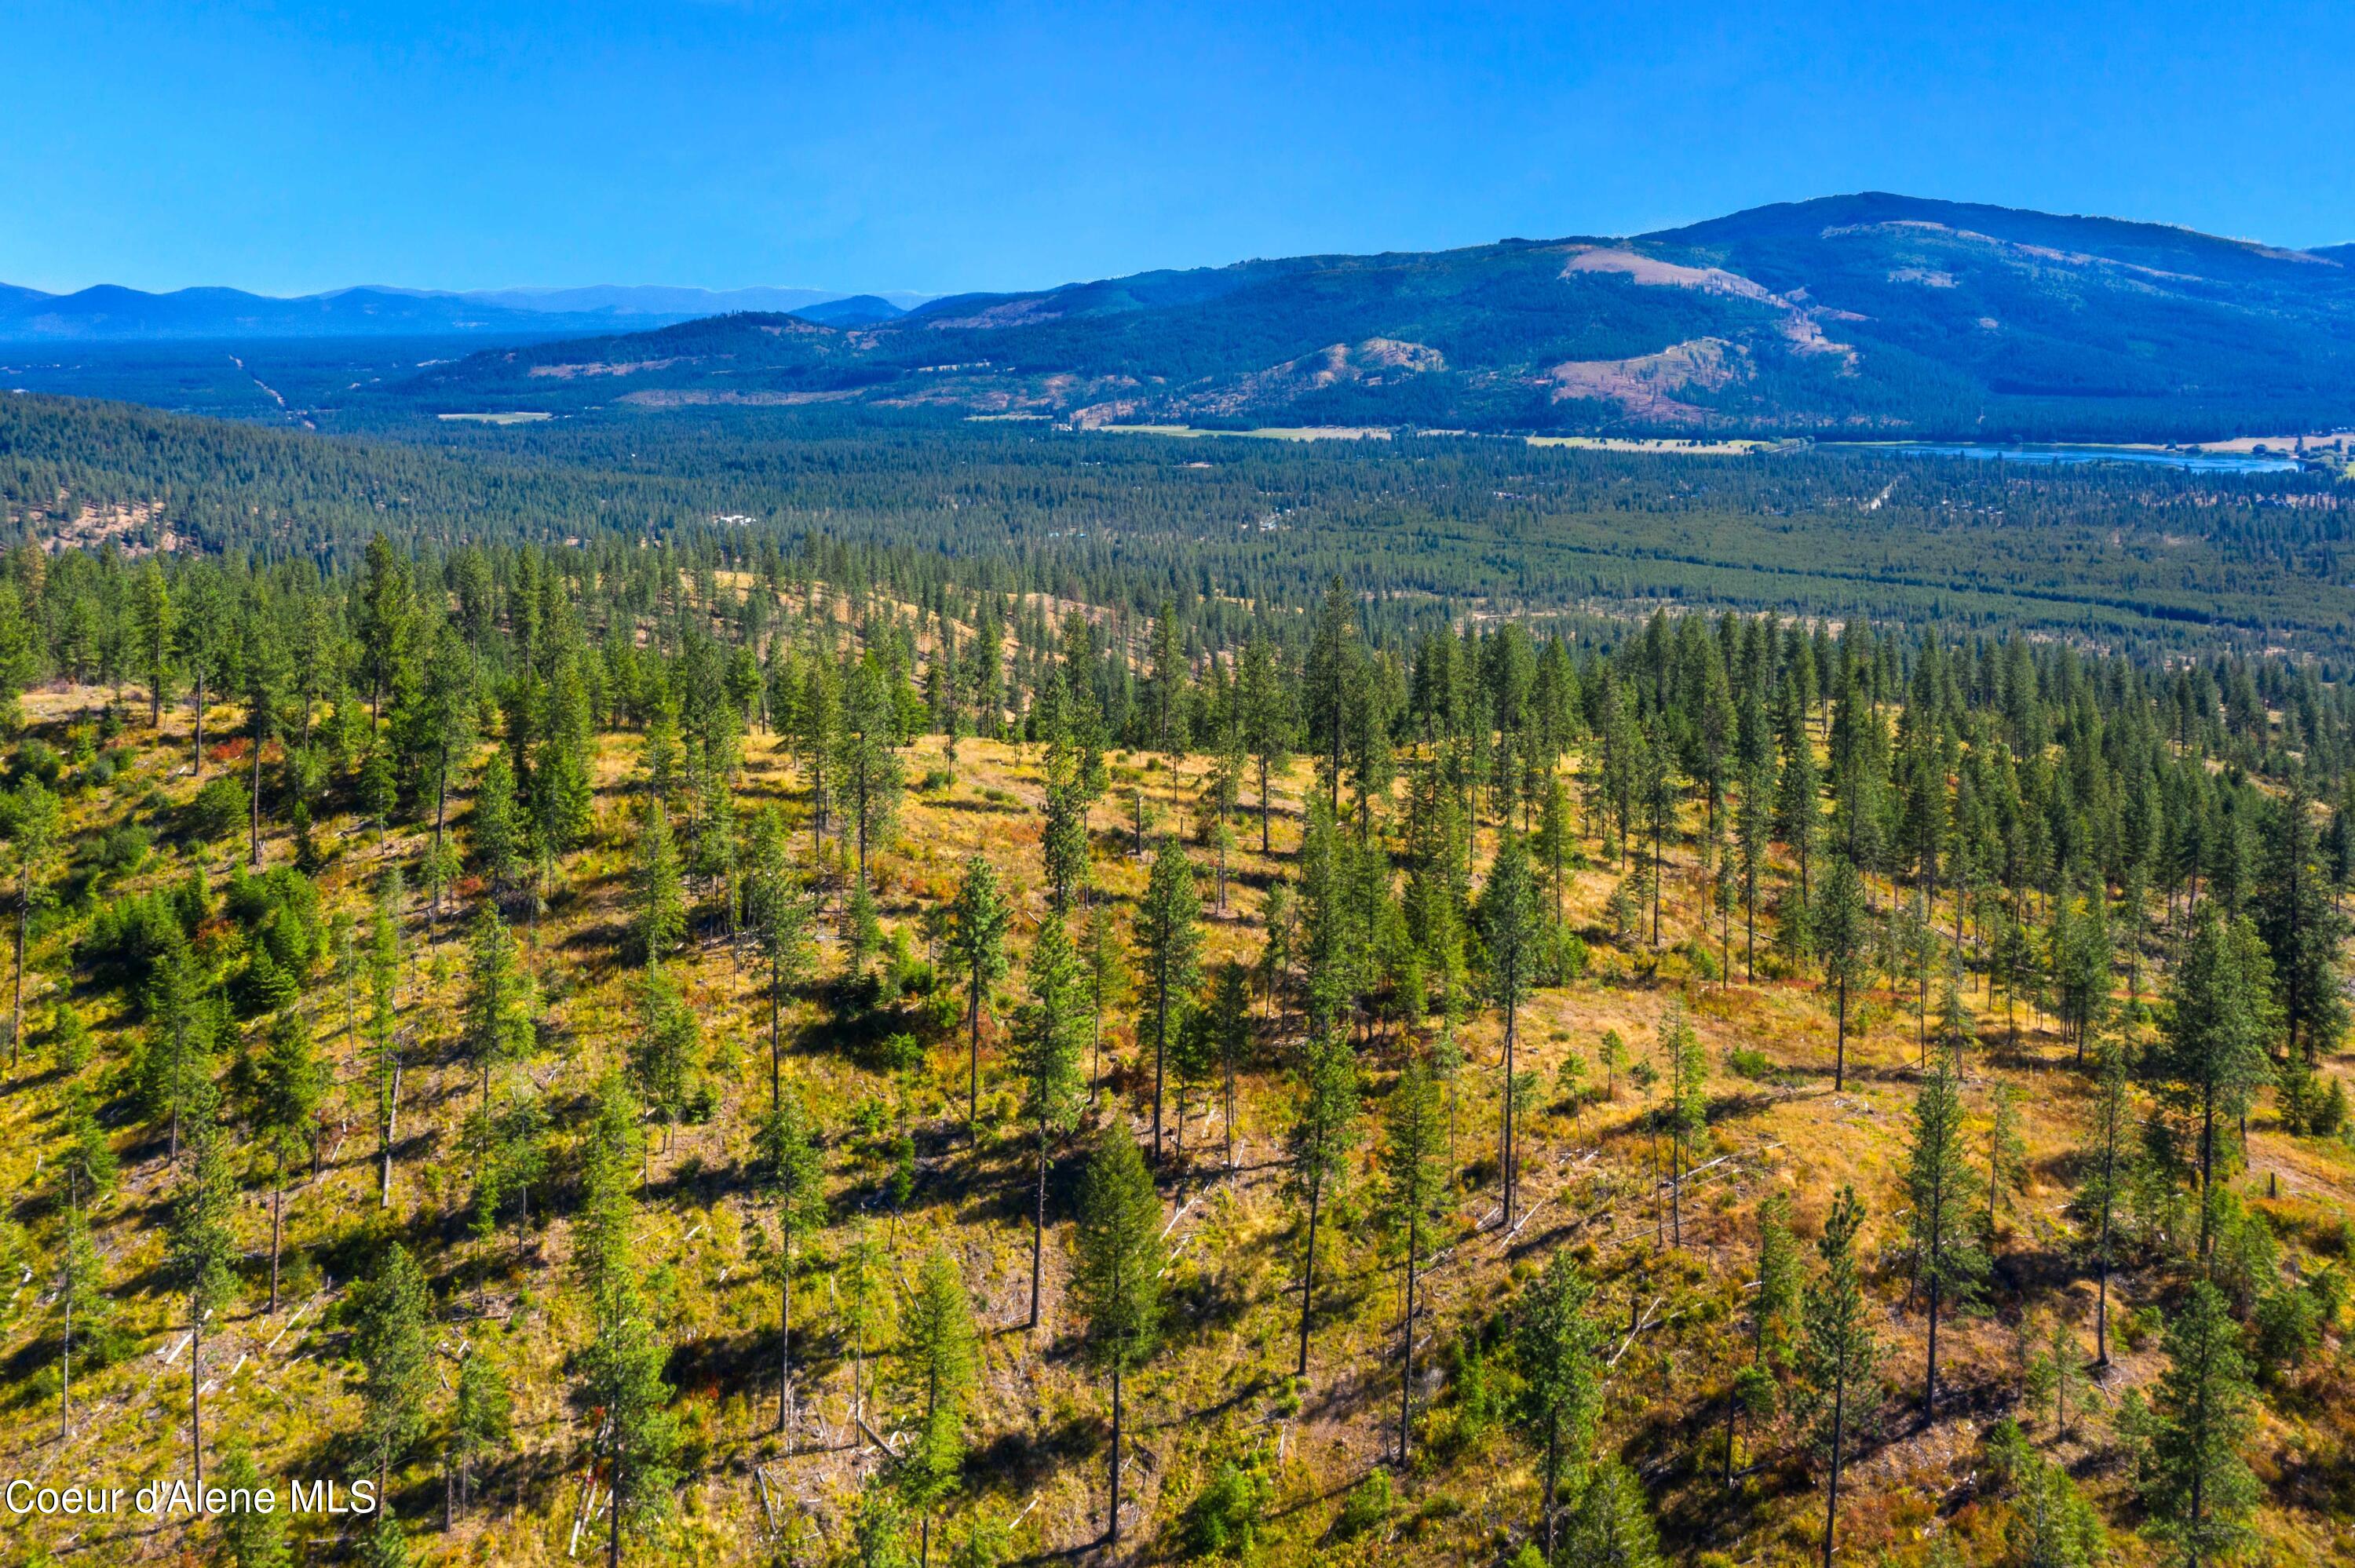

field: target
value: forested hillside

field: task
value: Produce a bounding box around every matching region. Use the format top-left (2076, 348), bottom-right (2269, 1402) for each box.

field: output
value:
top-left (7, 394), bottom-right (2355, 657)
top-left (389, 195), bottom-right (2355, 441)
top-left (0, 530), bottom-right (2352, 1568)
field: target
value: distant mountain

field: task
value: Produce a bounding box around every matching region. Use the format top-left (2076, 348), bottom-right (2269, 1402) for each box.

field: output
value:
top-left (0, 282), bottom-right (931, 342)
top-left (790, 294), bottom-right (906, 326)
top-left (396, 194), bottom-right (2355, 440)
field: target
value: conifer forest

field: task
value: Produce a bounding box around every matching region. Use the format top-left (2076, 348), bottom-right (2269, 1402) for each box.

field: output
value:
top-left (1, 397), bottom-right (2353, 1568)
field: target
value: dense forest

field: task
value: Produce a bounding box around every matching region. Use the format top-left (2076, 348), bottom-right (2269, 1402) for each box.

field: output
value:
top-left (0, 445), bottom-right (2351, 1568)
top-left (5, 393), bottom-right (2355, 658)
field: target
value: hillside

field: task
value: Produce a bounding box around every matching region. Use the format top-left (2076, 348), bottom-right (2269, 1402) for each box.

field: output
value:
top-left (392, 195), bottom-right (2355, 441)
top-left (0, 545), bottom-right (2351, 1567)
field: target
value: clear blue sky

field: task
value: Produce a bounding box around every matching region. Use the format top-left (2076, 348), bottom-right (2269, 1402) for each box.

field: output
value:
top-left (7, 0), bottom-right (2350, 297)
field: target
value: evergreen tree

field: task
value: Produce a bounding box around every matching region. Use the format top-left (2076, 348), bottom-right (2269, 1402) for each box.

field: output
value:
top-left (1286, 1026), bottom-right (1360, 1382)
top-left (1906, 1052), bottom-right (1985, 1414)
top-left (754, 1085), bottom-right (825, 1440)
top-left (1238, 635), bottom-right (1292, 853)
top-left (1515, 1249), bottom-right (1603, 1554)
top-left (573, 1073), bottom-right (677, 1568)
top-left (214, 1443), bottom-right (292, 1568)
top-left (169, 1088), bottom-right (236, 1493)
top-left (1659, 999), bottom-right (1707, 1247)
top-left (447, 1348), bottom-right (513, 1520)
top-left (1475, 830), bottom-right (1536, 1224)
top-left (469, 748), bottom-right (525, 900)
top-left (895, 1248), bottom-right (979, 1567)
top-left (1560, 1460), bottom-right (1663, 1568)
top-left (367, 878), bottom-right (402, 1208)
top-left (2152, 908), bottom-right (2276, 1255)
top-left (1070, 1122), bottom-right (1163, 1548)
top-left (1815, 853), bottom-right (1871, 1092)
top-left (946, 856), bottom-right (1011, 1143)
top-left (351, 1242), bottom-right (432, 1511)
top-left (5, 778), bottom-right (59, 1068)
top-left (248, 1007), bottom-right (327, 1312)
top-left (2077, 1040), bottom-right (2132, 1363)
top-left (744, 804), bottom-right (813, 1107)
top-left (1134, 838), bottom-right (1203, 1162)
top-left (1798, 1187), bottom-right (1879, 1568)
top-left (1013, 914), bottom-right (1086, 1329)
top-left (2145, 1280), bottom-right (2260, 1566)
top-left (628, 966), bottom-right (699, 1152)
top-left (632, 800), bottom-right (688, 968)
top-left (1379, 1055), bottom-right (1448, 1466)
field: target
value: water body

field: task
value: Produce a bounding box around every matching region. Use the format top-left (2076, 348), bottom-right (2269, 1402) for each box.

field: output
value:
top-left (1839, 442), bottom-right (2303, 474)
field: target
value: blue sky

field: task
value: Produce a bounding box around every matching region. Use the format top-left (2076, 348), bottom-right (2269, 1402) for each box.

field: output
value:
top-left (6, 0), bottom-right (2350, 297)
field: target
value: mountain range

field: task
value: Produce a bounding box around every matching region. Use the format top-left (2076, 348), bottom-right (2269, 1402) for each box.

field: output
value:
top-left (13, 195), bottom-right (2355, 441)
top-left (0, 283), bottom-right (925, 341)
top-left (392, 194), bottom-right (2355, 441)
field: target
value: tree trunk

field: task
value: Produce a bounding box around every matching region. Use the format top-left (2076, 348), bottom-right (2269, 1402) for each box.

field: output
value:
top-left (1107, 1362), bottom-right (1125, 1545)
top-left (250, 717), bottom-right (265, 867)
top-left (1500, 997), bottom-right (1518, 1227)
top-left (269, 1160), bottom-right (284, 1311)
top-left (779, 1232), bottom-right (794, 1442)
top-left (1821, 1369), bottom-right (1845, 1568)
top-left (1397, 1220), bottom-right (1418, 1467)
top-left (189, 1311), bottom-right (204, 1491)
top-left (1295, 1176), bottom-right (1322, 1380)
top-left (1030, 1121), bottom-right (1047, 1329)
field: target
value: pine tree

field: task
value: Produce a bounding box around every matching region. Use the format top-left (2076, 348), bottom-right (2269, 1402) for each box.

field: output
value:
top-left (1906, 1052), bottom-right (1985, 1414)
top-left (1815, 853), bottom-right (1871, 1092)
top-left (1013, 914), bottom-right (1086, 1328)
top-left (447, 1348), bottom-right (513, 1520)
top-left (214, 1443), bottom-right (292, 1568)
top-left (1070, 1122), bottom-right (1163, 1547)
top-left (573, 1074), bottom-right (677, 1568)
top-left (1239, 636), bottom-right (1292, 853)
top-left (2153, 908), bottom-right (2276, 1255)
top-left (1134, 838), bottom-right (1203, 1162)
top-left (249, 1007), bottom-right (327, 1312)
top-left (2145, 1280), bottom-right (2259, 1566)
top-left (629, 966), bottom-right (699, 1153)
top-left (5, 778), bottom-right (59, 1068)
top-left (632, 800), bottom-right (688, 968)
top-left (368, 876), bottom-right (403, 1208)
top-left (947, 856), bottom-right (1011, 1143)
top-left (352, 1242), bottom-right (432, 1511)
top-left (462, 906), bottom-right (534, 1235)
top-left (1560, 1460), bottom-right (1663, 1568)
top-left (1380, 1054), bottom-right (1449, 1466)
top-left (1798, 1187), bottom-right (1879, 1568)
top-left (895, 1248), bottom-right (979, 1567)
top-left (1515, 1249), bottom-right (1603, 1554)
top-left (839, 655), bottom-right (907, 887)
top-left (169, 1087), bottom-right (236, 1493)
top-left (1286, 1027), bottom-right (1360, 1383)
top-left (469, 749), bottom-right (524, 900)
top-left (1724, 1191), bottom-right (1800, 1486)
top-left (754, 1085), bottom-right (825, 1440)
top-left (132, 560), bottom-right (175, 731)
top-left (744, 804), bottom-right (813, 1108)
top-left (1474, 830), bottom-right (1536, 1224)
top-left (2077, 1040), bottom-right (2132, 1363)
top-left (1208, 961), bottom-right (1251, 1169)
top-left (1659, 999), bottom-right (1707, 1247)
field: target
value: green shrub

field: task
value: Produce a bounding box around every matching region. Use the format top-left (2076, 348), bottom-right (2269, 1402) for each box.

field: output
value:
top-left (1183, 1456), bottom-right (1271, 1559)
top-left (184, 775), bottom-right (250, 843)
top-left (1725, 1046), bottom-right (1775, 1081)
top-left (1332, 1471), bottom-right (1392, 1541)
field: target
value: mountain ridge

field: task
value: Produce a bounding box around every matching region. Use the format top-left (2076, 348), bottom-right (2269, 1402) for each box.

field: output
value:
top-left (0, 281), bottom-right (927, 342)
top-left (392, 193), bottom-right (2355, 441)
